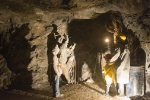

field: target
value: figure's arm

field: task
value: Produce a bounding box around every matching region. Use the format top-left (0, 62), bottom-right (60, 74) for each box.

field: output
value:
top-left (120, 48), bottom-right (127, 60)
top-left (61, 35), bottom-right (69, 48)
top-left (110, 48), bottom-right (121, 62)
top-left (65, 35), bottom-right (69, 47)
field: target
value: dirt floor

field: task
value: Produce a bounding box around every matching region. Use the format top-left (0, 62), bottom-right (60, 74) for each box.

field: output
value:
top-left (0, 80), bottom-right (150, 100)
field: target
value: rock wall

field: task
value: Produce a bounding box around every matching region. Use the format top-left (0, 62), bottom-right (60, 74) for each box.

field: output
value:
top-left (26, 21), bottom-right (51, 88)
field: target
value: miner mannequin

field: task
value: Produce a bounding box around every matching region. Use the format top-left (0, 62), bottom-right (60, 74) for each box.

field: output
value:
top-left (102, 48), bottom-right (120, 96)
top-left (52, 44), bottom-right (63, 98)
top-left (116, 45), bottom-right (130, 96)
top-left (103, 54), bottom-right (116, 96)
top-left (66, 43), bottom-right (76, 83)
top-left (59, 34), bottom-right (70, 83)
top-left (54, 19), bottom-right (71, 84)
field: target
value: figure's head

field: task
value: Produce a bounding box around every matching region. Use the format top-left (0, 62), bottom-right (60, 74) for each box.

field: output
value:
top-left (58, 35), bottom-right (65, 44)
top-left (104, 54), bottom-right (112, 62)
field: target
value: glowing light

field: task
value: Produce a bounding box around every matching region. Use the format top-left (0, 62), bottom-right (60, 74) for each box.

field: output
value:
top-left (105, 38), bottom-right (109, 43)
top-left (118, 33), bottom-right (126, 41)
top-left (120, 35), bottom-right (126, 41)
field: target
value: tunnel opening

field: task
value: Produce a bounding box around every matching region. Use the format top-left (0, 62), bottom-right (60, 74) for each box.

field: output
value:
top-left (68, 10), bottom-right (146, 94)
top-left (68, 11), bottom-right (126, 83)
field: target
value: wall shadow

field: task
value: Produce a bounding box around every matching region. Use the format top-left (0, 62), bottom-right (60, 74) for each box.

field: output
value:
top-left (47, 24), bottom-right (57, 84)
top-left (1, 23), bottom-right (35, 90)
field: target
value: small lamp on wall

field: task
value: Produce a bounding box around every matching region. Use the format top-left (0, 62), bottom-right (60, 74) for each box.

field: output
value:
top-left (105, 38), bottom-right (109, 43)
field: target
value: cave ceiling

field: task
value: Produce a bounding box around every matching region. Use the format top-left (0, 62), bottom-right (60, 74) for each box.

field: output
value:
top-left (0, 0), bottom-right (149, 43)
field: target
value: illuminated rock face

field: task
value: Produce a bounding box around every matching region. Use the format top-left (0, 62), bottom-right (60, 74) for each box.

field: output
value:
top-left (0, 0), bottom-right (149, 91)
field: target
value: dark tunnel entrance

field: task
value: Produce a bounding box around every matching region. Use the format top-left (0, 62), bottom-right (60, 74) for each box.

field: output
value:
top-left (68, 11), bottom-right (126, 82)
top-left (67, 10), bottom-right (146, 94)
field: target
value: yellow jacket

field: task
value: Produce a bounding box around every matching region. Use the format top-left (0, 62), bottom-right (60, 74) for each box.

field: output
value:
top-left (103, 62), bottom-right (116, 84)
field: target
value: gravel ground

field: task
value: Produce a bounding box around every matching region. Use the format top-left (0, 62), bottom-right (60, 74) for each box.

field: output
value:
top-left (0, 81), bottom-right (149, 100)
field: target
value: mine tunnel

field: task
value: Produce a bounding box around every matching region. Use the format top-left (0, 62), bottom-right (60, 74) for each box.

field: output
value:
top-left (68, 11), bottom-right (146, 79)
top-left (0, 0), bottom-right (150, 100)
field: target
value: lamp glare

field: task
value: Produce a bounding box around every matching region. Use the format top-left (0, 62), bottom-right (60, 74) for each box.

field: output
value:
top-left (105, 38), bottom-right (109, 43)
